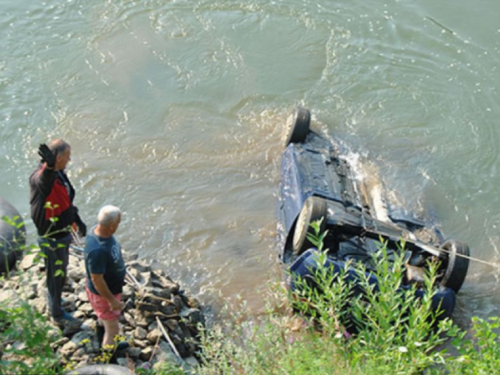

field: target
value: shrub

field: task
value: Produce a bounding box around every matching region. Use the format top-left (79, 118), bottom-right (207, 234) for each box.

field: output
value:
top-left (0, 300), bottom-right (62, 375)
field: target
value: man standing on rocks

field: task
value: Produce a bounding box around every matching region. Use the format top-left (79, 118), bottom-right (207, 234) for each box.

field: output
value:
top-left (30, 140), bottom-right (86, 332)
top-left (84, 205), bottom-right (127, 349)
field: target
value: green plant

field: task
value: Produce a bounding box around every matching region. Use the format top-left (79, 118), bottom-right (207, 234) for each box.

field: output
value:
top-left (445, 316), bottom-right (500, 374)
top-left (0, 301), bottom-right (62, 375)
top-left (197, 220), bottom-right (487, 375)
top-left (95, 334), bottom-right (129, 364)
top-left (136, 362), bottom-right (186, 375)
top-left (346, 241), bottom-right (456, 373)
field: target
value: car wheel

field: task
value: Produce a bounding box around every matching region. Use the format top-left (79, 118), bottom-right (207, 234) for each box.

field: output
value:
top-left (293, 196), bottom-right (327, 256)
top-left (440, 240), bottom-right (470, 293)
top-left (68, 364), bottom-right (134, 375)
top-left (284, 107), bottom-right (310, 147)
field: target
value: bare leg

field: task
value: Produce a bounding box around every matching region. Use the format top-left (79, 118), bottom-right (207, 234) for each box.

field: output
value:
top-left (101, 319), bottom-right (120, 348)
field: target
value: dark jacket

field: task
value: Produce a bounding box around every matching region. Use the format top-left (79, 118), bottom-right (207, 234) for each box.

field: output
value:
top-left (29, 163), bottom-right (80, 238)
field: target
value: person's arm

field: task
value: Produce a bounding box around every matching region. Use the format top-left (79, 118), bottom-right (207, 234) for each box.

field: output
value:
top-left (31, 164), bottom-right (57, 198)
top-left (31, 144), bottom-right (58, 198)
top-left (73, 208), bottom-right (87, 237)
top-left (90, 273), bottom-right (123, 311)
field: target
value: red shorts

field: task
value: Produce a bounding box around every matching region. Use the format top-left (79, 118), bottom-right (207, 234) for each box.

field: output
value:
top-left (86, 286), bottom-right (122, 322)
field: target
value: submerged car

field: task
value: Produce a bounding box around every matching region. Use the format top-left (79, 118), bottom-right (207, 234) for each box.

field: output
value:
top-left (277, 107), bottom-right (470, 320)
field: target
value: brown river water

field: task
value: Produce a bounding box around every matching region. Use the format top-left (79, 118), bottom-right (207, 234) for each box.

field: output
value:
top-left (1, 0), bottom-right (500, 325)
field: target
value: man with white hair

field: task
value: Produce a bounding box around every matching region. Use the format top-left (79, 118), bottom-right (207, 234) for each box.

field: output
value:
top-left (84, 205), bottom-right (127, 349)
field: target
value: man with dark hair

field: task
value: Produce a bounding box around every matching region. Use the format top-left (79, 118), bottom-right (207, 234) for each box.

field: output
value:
top-left (29, 139), bottom-right (86, 332)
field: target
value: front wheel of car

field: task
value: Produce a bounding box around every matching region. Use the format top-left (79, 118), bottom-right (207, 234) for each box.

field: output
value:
top-left (440, 240), bottom-right (470, 293)
top-left (284, 107), bottom-right (310, 147)
top-left (292, 196), bottom-right (327, 256)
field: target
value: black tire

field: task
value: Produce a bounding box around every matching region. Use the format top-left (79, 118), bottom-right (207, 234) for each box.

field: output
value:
top-left (292, 196), bottom-right (327, 256)
top-left (68, 364), bottom-right (134, 375)
top-left (0, 197), bottom-right (26, 276)
top-left (440, 240), bottom-right (470, 293)
top-left (284, 107), bottom-right (311, 147)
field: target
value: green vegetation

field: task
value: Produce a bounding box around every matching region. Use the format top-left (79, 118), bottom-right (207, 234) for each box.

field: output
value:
top-left (0, 300), bottom-right (62, 375)
top-left (193, 222), bottom-right (500, 375)
top-left (1, 219), bottom-right (500, 374)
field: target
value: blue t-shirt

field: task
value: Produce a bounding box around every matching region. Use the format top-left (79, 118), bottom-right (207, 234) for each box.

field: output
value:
top-left (84, 226), bottom-right (126, 295)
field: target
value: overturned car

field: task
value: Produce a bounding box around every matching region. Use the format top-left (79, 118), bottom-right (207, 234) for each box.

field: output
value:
top-left (277, 107), bottom-right (470, 320)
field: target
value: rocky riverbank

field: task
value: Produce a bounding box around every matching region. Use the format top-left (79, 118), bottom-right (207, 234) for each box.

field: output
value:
top-left (0, 248), bottom-right (205, 372)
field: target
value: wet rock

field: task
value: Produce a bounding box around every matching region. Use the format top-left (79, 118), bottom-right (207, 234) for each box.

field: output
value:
top-left (180, 308), bottom-right (203, 325)
top-left (172, 295), bottom-right (184, 311)
top-left (126, 260), bottom-right (151, 273)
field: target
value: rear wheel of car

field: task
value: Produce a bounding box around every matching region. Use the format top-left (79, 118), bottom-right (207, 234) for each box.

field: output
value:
top-left (284, 107), bottom-right (310, 147)
top-left (292, 196), bottom-right (327, 256)
top-left (440, 240), bottom-right (470, 293)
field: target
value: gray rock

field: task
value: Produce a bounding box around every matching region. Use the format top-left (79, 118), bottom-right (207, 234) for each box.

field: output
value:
top-left (151, 341), bottom-right (177, 368)
top-left (72, 347), bottom-right (86, 359)
top-left (151, 273), bottom-right (179, 294)
top-left (143, 286), bottom-right (171, 300)
top-left (123, 312), bottom-right (136, 328)
top-left (171, 295), bottom-right (184, 311)
top-left (146, 328), bottom-right (162, 344)
top-left (78, 291), bottom-right (88, 302)
top-left (79, 303), bottom-right (94, 314)
top-left (19, 253), bottom-right (38, 271)
top-left (140, 346), bottom-right (154, 361)
top-left (126, 260), bottom-right (151, 273)
top-left (184, 355), bottom-right (200, 367)
top-left (147, 320), bottom-right (159, 331)
top-left (60, 340), bottom-right (77, 356)
top-left (180, 308), bottom-right (203, 325)
top-left (70, 330), bottom-right (93, 348)
top-left (133, 339), bottom-right (149, 349)
top-left (81, 318), bottom-right (96, 330)
top-left (116, 357), bottom-right (129, 367)
top-left (74, 311), bottom-right (87, 320)
top-left (159, 301), bottom-right (177, 316)
top-left (139, 272), bottom-right (152, 288)
top-left (68, 267), bottom-right (85, 283)
top-left (134, 326), bottom-right (148, 340)
top-left (53, 336), bottom-right (70, 348)
top-left (0, 289), bottom-right (20, 307)
top-left (122, 284), bottom-right (135, 301)
top-left (126, 346), bottom-right (142, 359)
top-left (62, 293), bottom-right (78, 304)
top-left (31, 297), bottom-right (47, 314)
top-left (36, 278), bottom-right (46, 297)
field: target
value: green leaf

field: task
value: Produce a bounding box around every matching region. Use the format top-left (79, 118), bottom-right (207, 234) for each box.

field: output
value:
top-left (54, 269), bottom-right (65, 278)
